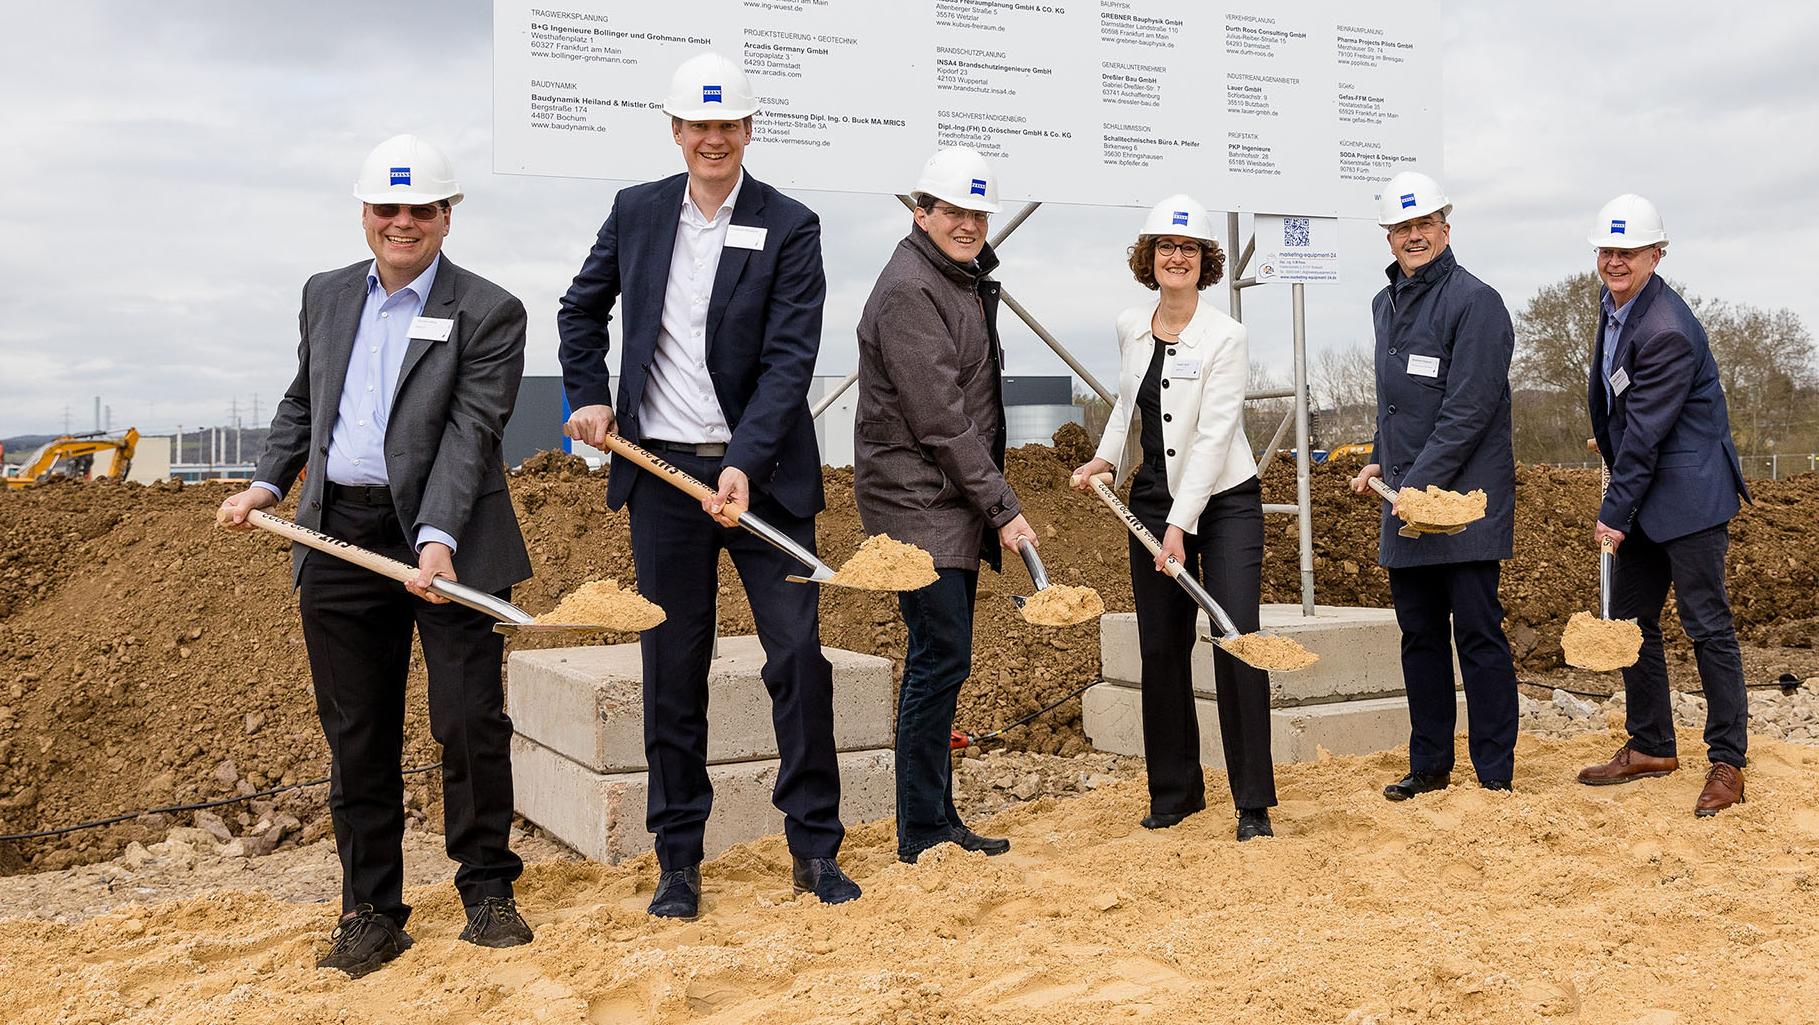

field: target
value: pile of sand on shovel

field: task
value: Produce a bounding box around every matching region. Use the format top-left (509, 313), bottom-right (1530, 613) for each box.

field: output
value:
top-left (1020, 584), bottom-right (1106, 627)
top-left (824, 534), bottom-right (940, 591)
top-left (1397, 485), bottom-right (1488, 527)
top-left (535, 579), bottom-right (667, 631)
top-left (1218, 633), bottom-right (1320, 672)
top-left (1560, 610), bottom-right (1643, 671)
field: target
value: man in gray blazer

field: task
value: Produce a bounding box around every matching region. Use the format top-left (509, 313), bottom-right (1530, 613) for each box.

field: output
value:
top-left (217, 135), bottom-right (533, 977)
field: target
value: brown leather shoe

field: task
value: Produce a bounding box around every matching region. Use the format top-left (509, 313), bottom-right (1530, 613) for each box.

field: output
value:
top-left (1694, 763), bottom-right (1745, 817)
top-left (1576, 743), bottom-right (1678, 786)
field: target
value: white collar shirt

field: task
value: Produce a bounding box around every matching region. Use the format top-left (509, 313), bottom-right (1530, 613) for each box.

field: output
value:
top-left (639, 171), bottom-right (743, 443)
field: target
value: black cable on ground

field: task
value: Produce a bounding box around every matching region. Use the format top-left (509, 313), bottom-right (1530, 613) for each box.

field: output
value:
top-left (0, 762), bottom-right (442, 844)
top-left (1529, 673), bottom-right (1806, 701)
top-left (955, 680), bottom-right (1099, 749)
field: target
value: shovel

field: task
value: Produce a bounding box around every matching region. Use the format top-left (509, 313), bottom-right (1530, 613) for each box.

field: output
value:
top-left (244, 510), bottom-right (605, 635)
top-left (1076, 472), bottom-right (1314, 672)
top-left (1010, 537), bottom-right (1104, 627)
top-left (1560, 458), bottom-right (1642, 670)
top-left (1366, 476), bottom-right (1468, 538)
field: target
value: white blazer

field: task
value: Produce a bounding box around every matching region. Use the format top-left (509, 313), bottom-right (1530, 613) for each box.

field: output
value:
top-left (1094, 299), bottom-right (1259, 532)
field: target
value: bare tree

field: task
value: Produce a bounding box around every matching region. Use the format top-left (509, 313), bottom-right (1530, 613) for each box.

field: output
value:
top-left (1312, 344), bottom-right (1376, 447)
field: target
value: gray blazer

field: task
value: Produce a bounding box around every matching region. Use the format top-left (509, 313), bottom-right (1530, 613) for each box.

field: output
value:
top-left (254, 257), bottom-right (532, 593)
top-left (853, 228), bottom-right (1017, 572)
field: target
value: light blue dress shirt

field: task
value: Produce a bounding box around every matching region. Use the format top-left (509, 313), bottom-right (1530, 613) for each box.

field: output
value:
top-left (255, 257), bottom-right (456, 553)
top-left (1600, 290), bottom-right (1637, 407)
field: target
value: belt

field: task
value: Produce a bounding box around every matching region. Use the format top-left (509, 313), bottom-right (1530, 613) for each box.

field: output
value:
top-left (325, 481), bottom-right (393, 506)
top-left (642, 439), bottom-right (728, 458)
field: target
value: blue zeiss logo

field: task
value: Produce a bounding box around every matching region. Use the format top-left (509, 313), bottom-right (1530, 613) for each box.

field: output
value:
top-left (703, 85), bottom-right (723, 103)
top-left (1399, 193), bottom-right (1416, 209)
top-left (970, 178), bottom-right (988, 196)
top-left (1611, 219), bottom-right (1627, 234)
top-left (389, 167), bottom-right (411, 187)
top-left (1172, 211), bottom-right (1189, 226)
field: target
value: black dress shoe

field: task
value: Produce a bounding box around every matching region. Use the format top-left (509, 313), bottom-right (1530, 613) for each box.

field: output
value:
top-left (791, 856), bottom-right (862, 905)
top-left (1236, 808), bottom-right (1273, 841)
top-left (1140, 805), bottom-right (1203, 830)
top-left (648, 865), bottom-right (701, 920)
top-left (316, 904), bottom-right (412, 978)
top-left (953, 826), bottom-right (1010, 856)
top-left (1382, 771), bottom-right (1451, 802)
top-left (1480, 779), bottom-right (1512, 792)
top-left (460, 896), bottom-right (534, 948)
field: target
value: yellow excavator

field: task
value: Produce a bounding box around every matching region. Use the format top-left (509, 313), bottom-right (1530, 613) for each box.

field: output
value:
top-left (2, 429), bottom-right (140, 489)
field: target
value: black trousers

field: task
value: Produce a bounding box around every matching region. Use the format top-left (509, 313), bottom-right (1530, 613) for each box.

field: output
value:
top-left (1127, 472), bottom-right (1277, 813)
top-left (627, 451), bottom-right (843, 870)
top-left (894, 567), bottom-right (978, 851)
top-left (299, 490), bottom-right (521, 925)
top-left (1386, 560), bottom-right (1518, 783)
top-left (1613, 522), bottom-right (1748, 767)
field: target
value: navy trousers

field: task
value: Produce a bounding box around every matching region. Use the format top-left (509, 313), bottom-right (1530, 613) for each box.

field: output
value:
top-left (300, 489), bottom-right (522, 924)
top-left (1386, 560), bottom-right (1518, 783)
top-left (893, 568), bottom-right (978, 852)
top-left (1612, 522), bottom-right (1748, 767)
top-left (627, 451), bottom-right (844, 870)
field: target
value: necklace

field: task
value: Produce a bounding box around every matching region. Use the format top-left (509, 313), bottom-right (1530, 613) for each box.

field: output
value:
top-left (1153, 305), bottom-right (1193, 338)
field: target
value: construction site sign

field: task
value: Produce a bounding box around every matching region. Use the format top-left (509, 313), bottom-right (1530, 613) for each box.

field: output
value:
top-left (494, 0), bottom-right (1440, 217)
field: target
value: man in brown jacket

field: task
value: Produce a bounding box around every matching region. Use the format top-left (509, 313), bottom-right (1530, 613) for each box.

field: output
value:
top-left (854, 147), bottom-right (1037, 864)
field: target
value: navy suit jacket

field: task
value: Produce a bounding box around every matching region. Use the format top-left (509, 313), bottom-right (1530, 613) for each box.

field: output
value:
top-left (1589, 273), bottom-right (1749, 541)
top-left (557, 171), bottom-right (827, 518)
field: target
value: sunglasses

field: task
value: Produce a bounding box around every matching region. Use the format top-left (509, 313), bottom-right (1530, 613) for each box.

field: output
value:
top-left (369, 203), bottom-right (444, 221)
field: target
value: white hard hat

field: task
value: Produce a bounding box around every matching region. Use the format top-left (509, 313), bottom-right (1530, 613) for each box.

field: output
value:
top-left (353, 134), bottom-right (463, 206)
top-left (1375, 171), bottom-right (1451, 227)
top-left (910, 147), bottom-right (1001, 213)
top-left (1588, 193), bottom-right (1669, 249)
top-left (1139, 194), bottom-right (1216, 243)
top-left (663, 52), bottom-right (758, 121)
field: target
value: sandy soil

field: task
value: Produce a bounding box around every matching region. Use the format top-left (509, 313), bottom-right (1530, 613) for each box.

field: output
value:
top-left (4, 729), bottom-right (1818, 1025)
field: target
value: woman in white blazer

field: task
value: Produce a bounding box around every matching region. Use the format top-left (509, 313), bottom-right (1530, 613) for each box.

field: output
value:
top-left (1071, 194), bottom-right (1277, 841)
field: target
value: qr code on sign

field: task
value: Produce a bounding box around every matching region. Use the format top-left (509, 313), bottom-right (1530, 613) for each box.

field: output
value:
top-left (1283, 217), bottom-right (1311, 247)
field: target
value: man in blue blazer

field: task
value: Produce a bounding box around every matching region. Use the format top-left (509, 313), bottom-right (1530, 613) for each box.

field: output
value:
top-left (557, 53), bottom-right (859, 917)
top-left (1575, 194), bottom-right (1752, 817)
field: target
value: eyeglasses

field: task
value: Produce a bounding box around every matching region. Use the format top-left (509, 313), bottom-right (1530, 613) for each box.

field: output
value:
top-left (1598, 247), bottom-right (1659, 264)
top-left (369, 203), bottom-right (444, 221)
top-left (1388, 217), bottom-right (1445, 240)
top-left (1155, 240), bottom-right (1202, 257)
top-left (931, 204), bottom-right (990, 225)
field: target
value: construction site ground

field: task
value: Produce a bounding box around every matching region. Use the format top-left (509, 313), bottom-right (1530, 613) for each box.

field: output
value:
top-left (2, 438), bottom-right (1818, 1020)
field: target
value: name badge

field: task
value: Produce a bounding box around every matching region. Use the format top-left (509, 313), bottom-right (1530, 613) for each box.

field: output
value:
top-left (409, 316), bottom-right (453, 341)
top-left (724, 225), bottom-right (768, 251)
top-left (1406, 354), bottom-right (1440, 378)
top-left (1169, 356), bottom-right (1200, 379)
top-left (1609, 367), bottom-right (1630, 397)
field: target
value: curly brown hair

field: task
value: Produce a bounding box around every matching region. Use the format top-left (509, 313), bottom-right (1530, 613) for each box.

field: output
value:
top-left (1127, 235), bottom-right (1224, 291)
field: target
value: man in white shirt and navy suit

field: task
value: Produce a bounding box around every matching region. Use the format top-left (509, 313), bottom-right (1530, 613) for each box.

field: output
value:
top-left (558, 53), bottom-right (860, 920)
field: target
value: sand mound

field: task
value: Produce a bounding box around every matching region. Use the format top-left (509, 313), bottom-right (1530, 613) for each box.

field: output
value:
top-left (1019, 584), bottom-right (1104, 627)
top-left (4, 731), bottom-right (1817, 1023)
top-left (1218, 632), bottom-right (1320, 673)
top-left (1396, 484), bottom-right (1488, 527)
top-left (823, 533), bottom-right (938, 591)
top-left (536, 579), bottom-right (666, 631)
top-left (1560, 610), bottom-right (1644, 671)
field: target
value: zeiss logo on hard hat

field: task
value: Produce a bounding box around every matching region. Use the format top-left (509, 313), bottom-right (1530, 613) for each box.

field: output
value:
top-left (389, 167), bottom-right (411, 187)
top-left (970, 178), bottom-right (988, 196)
top-left (703, 85), bottom-right (723, 103)
top-left (1611, 219), bottom-right (1627, 235)
top-left (1399, 193), bottom-right (1416, 209)
top-left (1172, 211), bottom-right (1190, 226)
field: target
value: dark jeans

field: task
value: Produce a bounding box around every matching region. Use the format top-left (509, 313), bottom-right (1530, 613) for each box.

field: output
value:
top-left (1127, 471), bottom-right (1277, 813)
top-left (627, 451), bottom-right (843, 870)
top-left (299, 491), bottom-right (522, 924)
top-left (894, 568), bottom-right (978, 850)
top-left (1613, 522), bottom-right (1747, 767)
top-left (1386, 560), bottom-right (1518, 783)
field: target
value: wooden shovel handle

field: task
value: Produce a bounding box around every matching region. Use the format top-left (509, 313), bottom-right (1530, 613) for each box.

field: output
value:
top-left (1074, 471), bottom-right (1186, 582)
top-left (599, 435), bottom-right (747, 524)
top-left (247, 509), bottom-right (417, 584)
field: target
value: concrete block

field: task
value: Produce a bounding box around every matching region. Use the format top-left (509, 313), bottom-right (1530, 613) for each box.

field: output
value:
top-left (1083, 681), bottom-right (1469, 766)
top-left (507, 635), bottom-right (894, 773)
top-left (511, 736), bottom-right (897, 864)
top-left (1099, 604), bottom-right (1459, 707)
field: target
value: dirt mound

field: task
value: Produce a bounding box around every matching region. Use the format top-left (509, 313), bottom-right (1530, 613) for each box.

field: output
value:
top-left (2, 451), bottom-right (1816, 875)
top-left (6, 731), bottom-right (1819, 1023)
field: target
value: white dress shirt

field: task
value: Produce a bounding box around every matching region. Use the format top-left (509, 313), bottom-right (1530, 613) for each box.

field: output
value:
top-left (639, 172), bottom-right (741, 443)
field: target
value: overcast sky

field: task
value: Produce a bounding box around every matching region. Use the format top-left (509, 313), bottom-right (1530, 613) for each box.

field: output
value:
top-left (2, 2), bottom-right (1815, 439)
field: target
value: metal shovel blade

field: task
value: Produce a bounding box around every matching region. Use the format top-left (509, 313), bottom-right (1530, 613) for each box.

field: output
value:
top-left (1010, 537), bottom-right (1051, 609)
